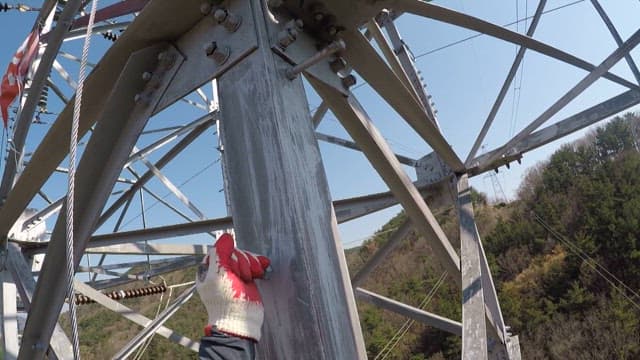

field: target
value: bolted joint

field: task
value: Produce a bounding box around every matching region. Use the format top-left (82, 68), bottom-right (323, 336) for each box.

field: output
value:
top-left (157, 51), bottom-right (177, 70)
top-left (278, 27), bottom-right (298, 48)
top-left (205, 41), bottom-right (230, 65)
top-left (285, 40), bottom-right (346, 80)
top-left (329, 57), bottom-right (347, 73)
top-left (213, 8), bottom-right (242, 32)
top-left (200, 2), bottom-right (212, 15)
top-left (134, 93), bottom-right (148, 105)
top-left (278, 19), bottom-right (304, 49)
top-left (341, 74), bottom-right (357, 89)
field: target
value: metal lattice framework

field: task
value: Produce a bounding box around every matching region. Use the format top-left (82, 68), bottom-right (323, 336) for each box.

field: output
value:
top-left (0, 0), bottom-right (639, 359)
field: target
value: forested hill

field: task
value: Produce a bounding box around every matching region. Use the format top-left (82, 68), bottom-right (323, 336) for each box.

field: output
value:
top-left (65, 113), bottom-right (640, 359)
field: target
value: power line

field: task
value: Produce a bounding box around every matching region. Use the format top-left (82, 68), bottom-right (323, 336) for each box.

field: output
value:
top-left (121, 160), bottom-right (218, 228)
top-left (413, 0), bottom-right (586, 59)
top-left (533, 212), bottom-right (640, 311)
top-left (374, 271), bottom-right (447, 360)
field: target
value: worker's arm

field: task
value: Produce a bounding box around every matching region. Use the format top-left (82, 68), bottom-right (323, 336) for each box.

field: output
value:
top-left (196, 233), bottom-right (271, 360)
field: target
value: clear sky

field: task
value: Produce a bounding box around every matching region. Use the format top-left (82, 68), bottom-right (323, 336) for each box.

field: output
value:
top-left (1, 0), bottom-right (639, 254)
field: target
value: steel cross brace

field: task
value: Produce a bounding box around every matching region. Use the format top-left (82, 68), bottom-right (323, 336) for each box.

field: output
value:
top-left (18, 43), bottom-right (183, 359)
top-left (309, 75), bottom-right (461, 283)
top-left (73, 280), bottom-right (199, 353)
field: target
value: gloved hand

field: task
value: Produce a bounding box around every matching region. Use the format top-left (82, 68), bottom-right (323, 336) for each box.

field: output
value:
top-left (196, 233), bottom-right (271, 342)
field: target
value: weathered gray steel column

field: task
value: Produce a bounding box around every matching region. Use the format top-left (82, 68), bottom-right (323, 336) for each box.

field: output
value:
top-left (457, 175), bottom-right (488, 359)
top-left (217, 2), bottom-right (366, 359)
top-left (0, 270), bottom-right (18, 360)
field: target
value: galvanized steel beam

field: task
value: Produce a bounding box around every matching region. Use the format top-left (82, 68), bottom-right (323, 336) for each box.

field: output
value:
top-left (18, 43), bottom-right (182, 360)
top-left (483, 28), bottom-right (640, 166)
top-left (458, 175), bottom-right (488, 359)
top-left (469, 88), bottom-right (640, 173)
top-left (73, 280), bottom-right (199, 352)
top-left (355, 287), bottom-right (462, 336)
top-left (393, 0), bottom-right (639, 91)
top-left (309, 76), bottom-right (461, 283)
top-left (466, 0), bottom-right (547, 165)
top-left (339, 29), bottom-right (464, 172)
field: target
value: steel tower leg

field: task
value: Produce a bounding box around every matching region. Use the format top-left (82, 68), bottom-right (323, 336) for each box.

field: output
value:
top-left (216, 2), bottom-right (366, 359)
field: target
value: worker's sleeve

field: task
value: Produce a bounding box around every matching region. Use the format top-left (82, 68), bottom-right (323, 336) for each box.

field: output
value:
top-left (199, 329), bottom-right (256, 360)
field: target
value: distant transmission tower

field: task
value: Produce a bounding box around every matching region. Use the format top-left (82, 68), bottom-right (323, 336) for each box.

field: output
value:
top-left (481, 146), bottom-right (508, 204)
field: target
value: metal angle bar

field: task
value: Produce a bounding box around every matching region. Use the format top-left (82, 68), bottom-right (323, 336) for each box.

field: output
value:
top-left (457, 175), bottom-right (488, 358)
top-left (141, 185), bottom-right (198, 225)
top-left (470, 88), bottom-right (640, 174)
top-left (79, 255), bottom-right (196, 272)
top-left (91, 256), bottom-right (201, 290)
top-left (37, 191), bottom-right (52, 205)
top-left (85, 217), bottom-right (231, 250)
top-left (392, 0), bottom-right (640, 91)
top-left (308, 75), bottom-right (461, 283)
top-left (0, 0), bottom-right (84, 221)
top-left (312, 102), bottom-right (329, 129)
top-left (55, 166), bottom-right (136, 184)
top-left (351, 219), bottom-right (413, 287)
top-left (478, 234), bottom-right (507, 344)
top-left (125, 113), bottom-right (216, 163)
top-left (316, 132), bottom-right (418, 167)
top-left (195, 88), bottom-right (210, 104)
top-left (333, 177), bottom-right (453, 223)
top-left (366, 19), bottom-right (417, 101)
top-left (1, 271), bottom-right (19, 360)
top-left (52, 60), bottom-right (78, 89)
top-left (47, 78), bottom-right (70, 104)
top-left (483, 27), bottom-right (640, 167)
top-left (0, 0), bottom-right (214, 251)
top-left (85, 244), bottom-right (208, 255)
top-left (73, 280), bottom-right (199, 352)
top-left (590, 0), bottom-right (640, 85)
top-left (6, 243), bottom-right (73, 358)
top-left (113, 286), bottom-right (196, 359)
top-left (58, 51), bottom-right (97, 67)
top-left (381, 14), bottom-right (438, 125)
top-left (465, 0), bottom-right (547, 165)
top-left (339, 29), bottom-right (465, 172)
top-left (63, 22), bottom-right (132, 41)
top-left (355, 287), bottom-right (462, 336)
top-left (179, 97), bottom-right (209, 111)
top-left (78, 266), bottom-right (139, 280)
top-left (98, 119), bottom-right (213, 228)
top-left (136, 157), bottom-right (206, 220)
top-left (18, 44), bottom-right (182, 360)
top-left (141, 125), bottom-right (184, 135)
top-left (21, 198), bottom-right (63, 232)
top-left (70, 0), bottom-right (149, 29)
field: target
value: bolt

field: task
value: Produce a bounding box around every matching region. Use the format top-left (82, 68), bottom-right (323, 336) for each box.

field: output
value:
top-left (329, 58), bottom-right (346, 73)
top-left (142, 72), bottom-right (152, 81)
top-left (278, 27), bottom-right (298, 48)
top-left (200, 2), bottom-right (212, 15)
top-left (314, 12), bottom-right (324, 21)
top-left (157, 52), bottom-right (166, 61)
top-left (205, 41), bottom-right (230, 65)
top-left (134, 93), bottom-right (150, 106)
top-left (213, 8), bottom-right (242, 32)
top-left (341, 74), bottom-right (357, 88)
top-left (327, 26), bottom-right (338, 36)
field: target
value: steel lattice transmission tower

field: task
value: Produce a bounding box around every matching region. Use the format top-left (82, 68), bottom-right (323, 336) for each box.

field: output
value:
top-left (0, 0), bottom-right (638, 359)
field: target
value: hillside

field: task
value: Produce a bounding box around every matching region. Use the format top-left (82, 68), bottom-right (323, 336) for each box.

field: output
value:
top-left (61, 113), bottom-right (640, 359)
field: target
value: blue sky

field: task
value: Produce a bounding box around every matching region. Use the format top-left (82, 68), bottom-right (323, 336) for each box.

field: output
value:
top-left (1, 0), bottom-right (639, 253)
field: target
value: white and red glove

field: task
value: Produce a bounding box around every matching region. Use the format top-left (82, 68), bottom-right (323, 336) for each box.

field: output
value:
top-left (196, 233), bottom-right (271, 341)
